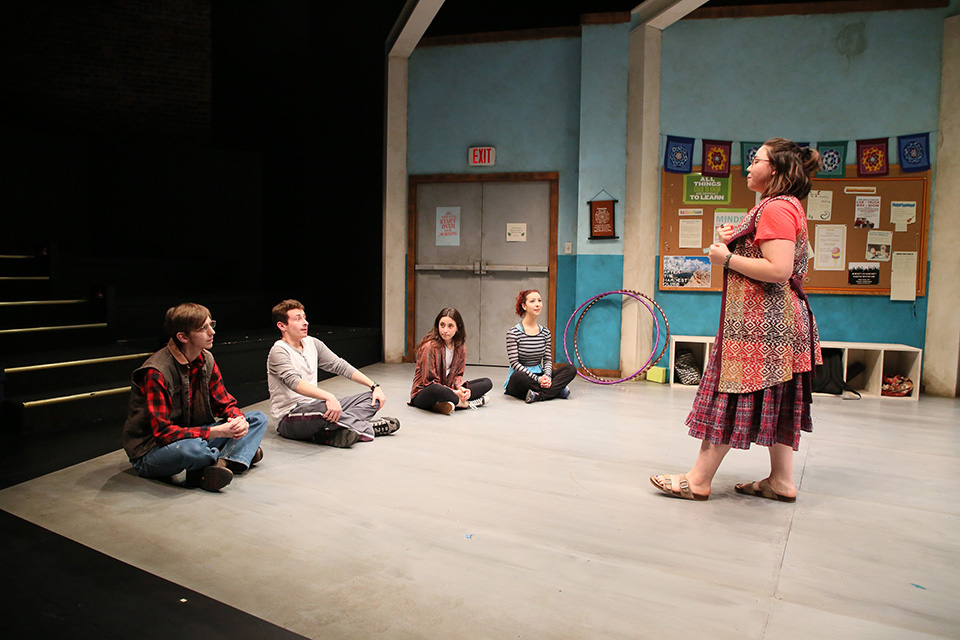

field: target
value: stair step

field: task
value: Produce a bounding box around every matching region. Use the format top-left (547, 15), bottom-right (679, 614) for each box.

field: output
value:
top-left (0, 323), bottom-right (111, 355)
top-left (0, 256), bottom-right (47, 276)
top-left (0, 322), bottom-right (108, 334)
top-left (3, 352), bottom-right (150, 397)
top-left (0, 299), bottom-right (99, 329)
top-left (0, 278), bottom-right (52, 298)
top-left (5, 388), bottom-right (131, 435)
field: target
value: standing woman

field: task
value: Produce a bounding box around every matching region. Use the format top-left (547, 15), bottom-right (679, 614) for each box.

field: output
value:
top-left (409, 308), bottom-right (492, 415)
top-left (505, 289), bottom-right (576, 403)
top-left (651, 138), bottom-right (822, 502)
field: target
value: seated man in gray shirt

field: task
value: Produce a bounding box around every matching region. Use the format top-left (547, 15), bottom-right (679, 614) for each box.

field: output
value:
top-left (267, 299), bottom-right (400, 447)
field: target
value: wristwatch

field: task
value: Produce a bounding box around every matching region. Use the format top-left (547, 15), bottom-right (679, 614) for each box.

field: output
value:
top-left (370, 383), bottom-right (380, 391)
top-left (724, 254), bottom-right (733, 270)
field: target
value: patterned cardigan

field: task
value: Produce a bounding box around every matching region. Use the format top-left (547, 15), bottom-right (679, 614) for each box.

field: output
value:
top-left (409, 339), bottom-right (466, 400)
top-left (716, 195), bottom-right (822, 394)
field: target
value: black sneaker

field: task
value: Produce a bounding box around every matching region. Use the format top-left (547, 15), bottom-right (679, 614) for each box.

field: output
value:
top-left (185, 463), bottom-right (233, 492)
top-left (525, 389), bottom-right (541, 403)
top-left (467, 396), bottom-right (487, 409)
top-left (370, 416), bottom-right (401, 436)
top-left (312, 427), bottom-right (360, 448)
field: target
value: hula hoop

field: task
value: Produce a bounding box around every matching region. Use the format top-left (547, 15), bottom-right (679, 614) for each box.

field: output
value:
top-left (562, 289), bottom-right (670, 384)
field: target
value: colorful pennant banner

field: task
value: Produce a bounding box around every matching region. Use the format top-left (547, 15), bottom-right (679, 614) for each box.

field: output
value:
top-left (740, 141), bottom-right (762, 177)
top-left (897, 132), bottom-right (930, 172)
top-left (816, 141), bottom-right (847, 178)
top-left (857, 138), bottom-right (889, 176)
top-left (664, 135), bottom-right (694, 174)
top-left (701, 139), bottom-right (732, 177)
top-left (663, 133), bottom-right (930, 176)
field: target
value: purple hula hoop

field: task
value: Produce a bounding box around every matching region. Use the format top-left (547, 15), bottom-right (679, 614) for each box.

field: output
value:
top-left (562, 289), bottom-right (670, 384)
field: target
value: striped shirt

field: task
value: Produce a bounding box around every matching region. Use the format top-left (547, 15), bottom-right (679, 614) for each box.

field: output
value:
top-left (506, 324), bottom-right (553, 381)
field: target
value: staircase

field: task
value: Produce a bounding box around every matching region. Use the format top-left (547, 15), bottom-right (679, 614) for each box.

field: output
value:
top-left (0, 248), bottom-right (143, 487)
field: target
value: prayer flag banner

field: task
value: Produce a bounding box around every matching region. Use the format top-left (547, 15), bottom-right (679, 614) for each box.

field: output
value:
top-left (897, 132), bottom-right (930, 172)
top-left (701, 139), bottom-right (732, 177)
top-left (816, 141), bottom-right (847, 178)
top-left (857, 138), bottom-right (889, 177)
top-left (664, 135), bottom-right (694, 174)
top-left (740, 141), bottom-right (763, 177)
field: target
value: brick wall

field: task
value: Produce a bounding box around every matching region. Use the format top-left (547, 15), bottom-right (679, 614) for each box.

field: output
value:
top-left (2, 1), bottom-right (211, 143)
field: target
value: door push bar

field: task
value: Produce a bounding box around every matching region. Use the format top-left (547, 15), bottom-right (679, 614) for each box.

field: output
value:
top-left (415, 262), bottom-right (548, 275)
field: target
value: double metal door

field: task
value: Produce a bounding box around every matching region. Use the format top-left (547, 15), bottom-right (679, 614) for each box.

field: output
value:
top-left (415, 181), bottom-right (550, 365)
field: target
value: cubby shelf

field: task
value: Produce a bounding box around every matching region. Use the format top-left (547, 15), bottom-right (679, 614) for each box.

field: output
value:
top-left (668, 335), bottom-right (921, 400)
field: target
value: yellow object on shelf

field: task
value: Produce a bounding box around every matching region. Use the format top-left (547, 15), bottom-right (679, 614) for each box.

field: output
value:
top-left (646, 366), bottom-right (668, 383)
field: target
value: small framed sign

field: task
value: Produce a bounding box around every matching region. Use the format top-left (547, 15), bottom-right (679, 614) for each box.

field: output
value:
top-left (588, 197), bottom-right (619, 239)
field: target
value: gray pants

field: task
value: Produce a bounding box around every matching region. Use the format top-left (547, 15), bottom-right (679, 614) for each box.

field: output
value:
top-left (277, 391), bottom-right (376, 441)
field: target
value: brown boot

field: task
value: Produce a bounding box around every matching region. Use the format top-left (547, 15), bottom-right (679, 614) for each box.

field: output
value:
top-left (185, 460), bottom-right (233, 492)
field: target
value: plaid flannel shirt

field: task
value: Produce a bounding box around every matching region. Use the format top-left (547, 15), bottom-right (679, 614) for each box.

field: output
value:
top-left (141, 352), bottom-right (242, 446)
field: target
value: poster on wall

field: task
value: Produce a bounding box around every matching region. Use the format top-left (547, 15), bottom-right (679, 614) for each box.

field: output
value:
top-left (891, 251), bottom-right (918, 301)
top-left (865, 230), bottom-right (893, 261)
top-left (436, 207), bottom-right (461, 246)
top-left (814, 224), bottom-right (846, 271)
top-left (807, 190), bottom-right (833, 221)
top-left (678, 219), bottom-right (703, 249)
top-left (854, 196), bottom-right (881, 228)
top-left (890, 201), bottom-right (916, 232)
top-left (682, 173), bottom-right (732, 205)
top-left (713, 209), bottom-right (748, 242)
top-left (662, 255), bottom-right (712, 288)
top-left (848, 262), bottom-right (880, 285)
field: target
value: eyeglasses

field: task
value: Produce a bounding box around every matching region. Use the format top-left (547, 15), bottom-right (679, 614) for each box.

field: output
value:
top-left (195, 320), bottom-right (217, 334)
top-left (750, 156), bottom-right (771, 166)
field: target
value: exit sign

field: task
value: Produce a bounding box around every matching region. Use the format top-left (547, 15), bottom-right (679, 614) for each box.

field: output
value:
top-left (468, 147), bottom-right (496, 166)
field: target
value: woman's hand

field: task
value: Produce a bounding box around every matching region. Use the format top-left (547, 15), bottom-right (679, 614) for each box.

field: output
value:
top-left (716, 223), bottom-right (735, 243)
top-left (540, 375), bottom-right (552, 389)
top-left (456, 386), bottom-right (471, 401)
top-left (708, 242), bottom-right (731, 267)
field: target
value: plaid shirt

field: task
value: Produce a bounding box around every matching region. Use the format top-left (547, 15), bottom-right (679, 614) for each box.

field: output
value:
top-left (141, 351), bottom-right (242, 446)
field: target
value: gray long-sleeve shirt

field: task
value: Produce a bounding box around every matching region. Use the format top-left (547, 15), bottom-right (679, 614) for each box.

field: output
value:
top-left (266, 337), bottom-right (358, 422)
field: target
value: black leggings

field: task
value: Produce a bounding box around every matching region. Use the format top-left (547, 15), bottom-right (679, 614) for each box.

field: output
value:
top-left (410, 378), bottom-right (493, 410)
top-left (505, 363), bottom-right (576, 400)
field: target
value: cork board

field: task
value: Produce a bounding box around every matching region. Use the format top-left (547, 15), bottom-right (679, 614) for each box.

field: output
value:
top-left (658, 166), bottom-right (929, 295)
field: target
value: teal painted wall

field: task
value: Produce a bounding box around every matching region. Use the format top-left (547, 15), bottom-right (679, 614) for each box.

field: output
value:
top-left (406, 5), bottom-right (953, 372)
top-left (656, 6), bottom-right (952, 359)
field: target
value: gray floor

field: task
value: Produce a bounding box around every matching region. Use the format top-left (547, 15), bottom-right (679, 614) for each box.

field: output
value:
top-left (1, 363), bottom-right (958, 640)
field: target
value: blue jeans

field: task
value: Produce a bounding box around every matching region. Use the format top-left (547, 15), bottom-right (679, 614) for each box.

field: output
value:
top-left (131, 411), bottom-right (267, 478)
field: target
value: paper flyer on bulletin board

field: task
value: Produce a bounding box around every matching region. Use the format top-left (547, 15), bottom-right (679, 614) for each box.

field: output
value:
top-left (890, 251), bottom-right (918, 301)
top-left (814, 225), bottom-right (846, 271)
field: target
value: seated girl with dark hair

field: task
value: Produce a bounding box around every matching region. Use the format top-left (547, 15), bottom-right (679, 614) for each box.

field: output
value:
top-left (409, 308), bottom-right (492, 415)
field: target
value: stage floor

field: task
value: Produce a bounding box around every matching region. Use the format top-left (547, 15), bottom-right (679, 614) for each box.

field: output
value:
top-left (2, 363), bottom-right (958, 639)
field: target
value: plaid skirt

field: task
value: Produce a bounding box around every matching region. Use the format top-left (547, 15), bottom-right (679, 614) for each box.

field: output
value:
top-left (685, 345), bottom-right (813, 451)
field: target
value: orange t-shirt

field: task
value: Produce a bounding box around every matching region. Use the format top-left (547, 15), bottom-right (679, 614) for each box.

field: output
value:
top-left (754, 199), bottom-right (805, 245)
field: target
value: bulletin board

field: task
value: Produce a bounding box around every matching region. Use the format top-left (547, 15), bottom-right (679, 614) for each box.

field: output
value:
top-left (658, 166), bottom-right (929, 295)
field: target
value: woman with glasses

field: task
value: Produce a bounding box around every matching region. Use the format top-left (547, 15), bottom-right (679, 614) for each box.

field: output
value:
top-left (651, 138), bottom-right (822, 502)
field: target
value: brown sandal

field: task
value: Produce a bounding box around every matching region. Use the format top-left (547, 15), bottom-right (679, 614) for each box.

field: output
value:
top-left (650, 473), bottom-right (708, 501)
top-left (734, 478), bottom-right (796, 503)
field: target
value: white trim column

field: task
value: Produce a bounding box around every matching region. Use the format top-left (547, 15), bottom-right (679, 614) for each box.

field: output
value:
top-left (621, 0), bottom-right (707, 377)
top-left (383, 0), bottom-right (445, 363)
top-left (923, 13), bottom-right (960, 397)
top-left (621, 24), bottom-right (661, 378)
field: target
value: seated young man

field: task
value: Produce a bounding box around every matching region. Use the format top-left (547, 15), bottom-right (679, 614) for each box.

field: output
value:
top-left (122, 303), bottom-right (267, 492)
top-left (267, 299), bottom-right (399, 447)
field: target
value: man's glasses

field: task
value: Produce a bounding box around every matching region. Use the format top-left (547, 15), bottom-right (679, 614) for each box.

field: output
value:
top-left (195, 320), bottom-right (217, 334)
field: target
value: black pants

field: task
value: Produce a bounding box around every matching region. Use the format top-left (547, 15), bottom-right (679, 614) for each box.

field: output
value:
top-left (505, 363), bottom-right (576, 400)
top-left (410, 378), bottom-right (493, 410)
